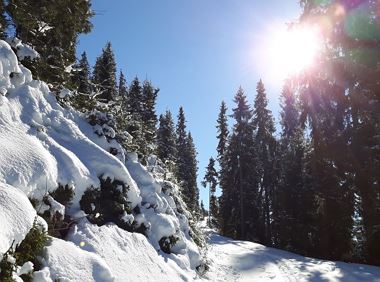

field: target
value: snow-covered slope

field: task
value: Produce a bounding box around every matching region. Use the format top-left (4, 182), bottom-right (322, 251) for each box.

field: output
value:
top-left (0, 183), bottom-right (36, 254)
top-left (0, 40), bottom-right (201, 281)
top-left (201, 223), bottom-right (380, 282)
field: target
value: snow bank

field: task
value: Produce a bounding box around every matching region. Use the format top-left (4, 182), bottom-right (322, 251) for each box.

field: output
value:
top-left (126, 154), bottom-right (201, 269)
top-left (69, 219), bottom-right (195, 282)
top-left (0, 183), bottom-right (36, 255)
top-left (43, 238), bottom-right (114, 282)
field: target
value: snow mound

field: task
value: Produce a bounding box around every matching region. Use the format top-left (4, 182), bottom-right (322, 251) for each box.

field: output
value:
top-left (43, 237), bottom-right (114, 282)
top-left (0, 183), bottom-right (36, 255)
top-left (126, 154), bottom-right (201, 269)
top-left (69, 219), bottom-right (194, 282)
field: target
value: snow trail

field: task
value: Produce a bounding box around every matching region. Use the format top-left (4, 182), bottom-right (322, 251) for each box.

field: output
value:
top-left (202, 224), bottom-right (380, 282)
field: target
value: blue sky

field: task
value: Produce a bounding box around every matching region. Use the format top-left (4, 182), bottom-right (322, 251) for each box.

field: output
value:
top-left (77, 0), bottom-right (301, 209)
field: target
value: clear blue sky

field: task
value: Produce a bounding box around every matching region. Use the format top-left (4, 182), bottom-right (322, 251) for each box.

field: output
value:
top-left (77, 0), bottom-right (301, 209)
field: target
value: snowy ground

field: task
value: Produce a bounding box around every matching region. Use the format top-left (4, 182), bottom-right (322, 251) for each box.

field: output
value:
top-left (201, 224), bottom-right (380, 282)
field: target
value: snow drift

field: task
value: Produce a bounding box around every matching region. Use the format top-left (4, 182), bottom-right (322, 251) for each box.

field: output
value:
top-left (0, 40), bottom-right (201, 281)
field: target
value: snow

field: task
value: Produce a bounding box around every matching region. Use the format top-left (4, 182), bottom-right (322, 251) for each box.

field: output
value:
top-left (69, 219), bottom-right (196, 282)
top-left (43, 237), bottom-right (114, 282)
top-left (0, 40), bottom-right (141, 210)
top-left (7, 37), bottom-right (40, 61)
top-left (16, 261), bottom-right (34, 276)
top-left (202, 223), bottom-right (380, 282)
top-left (126, 154), bottom-right (201, 269)
top-left (0, 39), bottom-right (201, 280)
top-left (0, 182), bottom-right (36, 255)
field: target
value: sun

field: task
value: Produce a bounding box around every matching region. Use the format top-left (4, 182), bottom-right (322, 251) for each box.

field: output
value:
top-left (256, 24), bottom-right (323, 82)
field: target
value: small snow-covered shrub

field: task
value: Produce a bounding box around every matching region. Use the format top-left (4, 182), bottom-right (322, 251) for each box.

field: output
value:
top-left (31, 184), bottom-right (74, 239)
top-left (159, 235), bottom-right (179, 254)
top-left (0, 246), bottom-right (16, 282)
top-left (0, 220), bottom-right (49, 281)
top-left (80, 177), bottom-right (132, 226)
top-left (15, 221), bottom-right (49, 271)
top-left (49, 183), bottom-right (74, 207)
top-left (80, 177), bottom-right (149, 235)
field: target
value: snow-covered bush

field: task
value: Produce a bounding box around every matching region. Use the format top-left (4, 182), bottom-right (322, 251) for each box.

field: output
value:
top-left (0, 220), bottom-right (49, 281)
top-left (159, 235), bottom-right (179, 254)
top-left (50, 183), bottom-right (75, 207)
top-left (79, 177), bottom-right (147, 233)
top-left (0, 247), bottom-right (16, 282)
top-left (15, 221), bottom-right (49, 271)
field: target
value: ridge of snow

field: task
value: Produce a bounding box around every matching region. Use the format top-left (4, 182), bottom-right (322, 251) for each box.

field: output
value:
top-left (0, 183), bottom-right (36, 255)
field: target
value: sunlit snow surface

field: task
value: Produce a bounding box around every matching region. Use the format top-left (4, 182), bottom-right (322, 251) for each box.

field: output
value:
top-left (201, 221), bottom-right (380, 282)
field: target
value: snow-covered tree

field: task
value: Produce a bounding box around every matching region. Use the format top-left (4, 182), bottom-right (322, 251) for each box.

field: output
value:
top-left (92, 42), bottom-right (118, 103)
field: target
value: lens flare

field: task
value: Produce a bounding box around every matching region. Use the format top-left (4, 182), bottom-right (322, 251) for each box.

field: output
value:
top-left (260, 25), bottom-right (323, 81)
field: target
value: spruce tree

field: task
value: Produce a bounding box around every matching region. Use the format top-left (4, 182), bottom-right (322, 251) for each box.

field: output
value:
top-left (185, 132), bottom-right (199, 213)
top-left (115, 70), bottom-right (128, 132)
top-left (274, 81), bottom-right (315, 254)
top-left (175, 106), bottom-right (188, 184)
top-left (220, 87), bottom-right (257, 240)
top-left (157, 111), bottom-right (177, 169)
top-left (202, 157), bottom-right (218, 227)
top-left (142, 80), bottom-right (159, 155)
top-left (175, 107), bottom-right (199, 213)
top-left (251, 79), bottom-right (277, 245)
top-left (92, 42), bottom-right (118, 103)
top-left (215, 101), bottom-right (229, 233)
top-left (71, 51), bottom-right (92, 111)
top-left (125, 77), bottom-right (145, 157)
top-left (216, 101), bottom-right (229, 159)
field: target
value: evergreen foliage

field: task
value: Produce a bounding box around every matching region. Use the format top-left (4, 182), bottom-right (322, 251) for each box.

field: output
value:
top-left (202, 157), bottom-right (218, 227)
top-left (0, 245), bottom-right (16, 282)
top-left (50, 183), bottom-right (75, 207)
top-left (157, 110), bottom-right (177, 169)
top-left (159, 235), bottom-right (179, 254)
top-left (15, 222), bottom-right (49, 271)
top-left (92, 42), bottom-right (118, 103)
top-left (141, 80), bottom-right (159, 155)
top-left (175, 107), bottom-right (199, 214)
top-left (79, 177), bottom-right (147, 234)
top-left (71, 51), bottom-right (94, 111)
top-left (5, 0), bottom-right (93, 87)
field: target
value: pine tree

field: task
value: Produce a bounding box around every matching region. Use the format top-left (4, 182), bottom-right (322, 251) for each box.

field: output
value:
top-left (125, 77), bottom-right (145, 157)
top-left (115, 70), bottom-right (128, 132)
top-left (215, 101), bottom-right (230, 233)
top-left (251, 79), bottom-right (277, 245)
top-left (184, 132), bottom-right (199, 213)
top-left (274, 81), bottom-right (315, 254)
top-left (6, 0), bottom-right (93, 87)
top-left (202, 157), bottom-right (218, 227)
top-left (141, 80), bottom-right (159, 155)
top-left (92, 42), bottom-right (118, 103)
top-left (220, 87), bottom-right (257, 240)
top-left (175, 106), bottom-right (188, 183)
top-left (175, 107), bottom-right (199, 213)
top-left (71, 51), bottom-right (92, 111)
top-left (216, 101), bottom-right (229, 160)
top-left (157, 110), bottom-right (177, 169)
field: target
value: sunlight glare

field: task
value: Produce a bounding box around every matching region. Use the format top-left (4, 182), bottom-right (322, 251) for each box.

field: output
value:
top-left (259, 25), bottom-right (323, 83)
